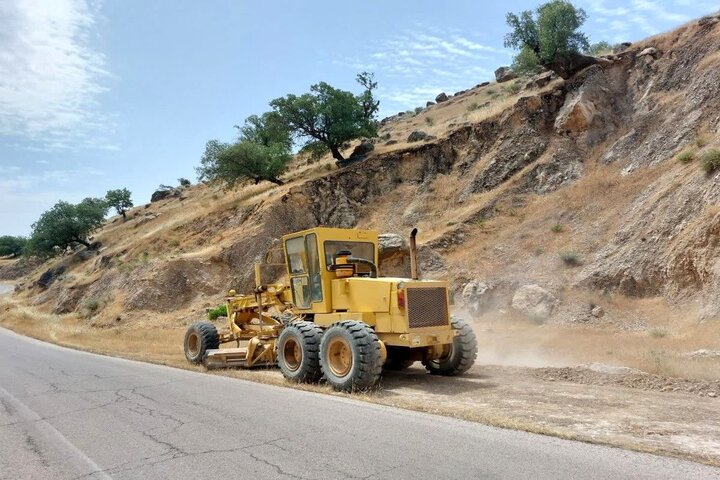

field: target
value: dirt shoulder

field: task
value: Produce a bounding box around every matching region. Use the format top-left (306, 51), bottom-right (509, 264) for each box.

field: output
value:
top-left (0, 297), bottom-right (718, 467)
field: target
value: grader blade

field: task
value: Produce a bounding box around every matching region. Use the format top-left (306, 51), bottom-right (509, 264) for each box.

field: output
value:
top-left (203, 348), bottom-right (249, 368)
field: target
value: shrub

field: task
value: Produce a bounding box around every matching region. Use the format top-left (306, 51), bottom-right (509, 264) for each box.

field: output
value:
top-left (208, 304), bottom-right (228, 320)
top-left (505, 80), bottom-right (523, 95)
top-left (84, 299), bottom-right (100, 313)
top-left (701, 149), bottom-right (720, 174)
top-left (695, 135), bottom-right (708, 148)
top-left (425, 116), bottom-right (435, 126)
top-left (551, 223), bottom-right (564, 233)
top-left (467, 102), bottom-right (480, 112)
top-left (649, 327), bottom-right (668, 338)
top-left (415, 106), bottom-right (424, 114)
top-left (676, 149), bottom-right (696, 164)
top-left (178, 178), bottom-right (191, 187)
top-left (559, 251), bottom-right (581, 266)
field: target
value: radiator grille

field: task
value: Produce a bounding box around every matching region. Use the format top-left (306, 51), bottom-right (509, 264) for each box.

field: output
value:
top-left (406, 287), bottom-right (449, 328)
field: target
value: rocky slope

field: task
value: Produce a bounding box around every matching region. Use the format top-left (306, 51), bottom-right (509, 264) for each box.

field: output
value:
top-left (3, 15), bottom-right (720, 333)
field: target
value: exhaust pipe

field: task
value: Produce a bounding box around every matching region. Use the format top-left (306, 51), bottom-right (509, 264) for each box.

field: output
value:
top-left (409, 228), bottom-right (419, 280)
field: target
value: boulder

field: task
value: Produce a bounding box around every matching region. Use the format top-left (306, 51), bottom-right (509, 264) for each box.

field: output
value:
top-left (461, 280), bottom-right (493, 317)
top-left (637, 47), bottom-right (659, 58)
top-left (348, 140), bottom-right (374, 160)
top-left (378, 233), bottom-right (406, 255)
top-left (495, 66), bottom-right (517, 83)
top-left (526, 71), bottom-right (554, 90)
top-left (151, 186), bottom-right (181, 203)
top-left (435, 92), bottom-right (449, 103)
top-left (37, 265), bottom-right (66, 289)
top-left (554, 95), bottom-right (598, 133)
top-left (479, 81), bottom-right (490, 87)
top-left (511, 285), bottom-right (557, 321)
top-left (407, 130), bottom-right (429, 142)
top-left (426, 101), bottom-right (436, 107)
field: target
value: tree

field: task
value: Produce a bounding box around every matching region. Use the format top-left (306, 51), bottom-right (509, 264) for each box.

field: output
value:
top-left (512, 46), bottom-right (542, 75)
top-left (197, 111), bottom-right (296, 187)
top-left (105, 188), bottom-right (133, 220)
top-left (505, 1), bottom-right (594, 78)
top-left (27, 198), bottom-right (108, 256)
top-left (235, 111), bottom-right (292, 151)
top-left (586, 41), bottom-right (615, 56)
top-left (270, 72), bottom-right (380, 163)
top-left (200, 140), bottom-right (290, 186)
top-left (0, 236), bottom-right (27, 257)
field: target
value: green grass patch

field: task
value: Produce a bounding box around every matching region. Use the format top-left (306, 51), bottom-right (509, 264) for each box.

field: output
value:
top-left (208, 304), bottom-right (228, 320)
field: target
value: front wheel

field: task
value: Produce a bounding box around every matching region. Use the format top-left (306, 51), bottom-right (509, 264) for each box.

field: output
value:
top-left (184, 321), bottom-right (219, 364)
top-left (423, 318), bottom-right (477, 376)
top-left (320, 321), bottom-right (382, 392)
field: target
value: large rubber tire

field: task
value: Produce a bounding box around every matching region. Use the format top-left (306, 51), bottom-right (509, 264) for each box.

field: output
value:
top-left (277, 321), bottom-right (323, 383)
top-left (184, 321), bottom-right (219, 364)
top-left (320, 321), bottom-right (382, 392)
top-left (423, 318), bottom-right (477, 376)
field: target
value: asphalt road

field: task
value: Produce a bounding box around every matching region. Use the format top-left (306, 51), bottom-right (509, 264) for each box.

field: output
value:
top-left (0, 327), bottom-right (718, 480)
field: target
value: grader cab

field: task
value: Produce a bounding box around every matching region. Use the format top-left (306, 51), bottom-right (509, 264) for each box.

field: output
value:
top-left (183, 227), bottom-right (477, 391)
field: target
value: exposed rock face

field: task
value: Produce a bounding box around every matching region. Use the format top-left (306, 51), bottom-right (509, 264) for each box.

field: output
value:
top-left (0, 257), bottom-right (42, 280)
top-left (495, 66), bottom-right (517, 83)
top-left (124, 259), bottom-right (225, 313)
top-left (511, 285), bottom-right (558, 320)
top-left (435, 92), bottom-right (449, 103)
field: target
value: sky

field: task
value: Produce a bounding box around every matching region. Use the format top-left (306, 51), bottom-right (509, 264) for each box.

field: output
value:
top-left (1, 0), bottom-right (718, 236)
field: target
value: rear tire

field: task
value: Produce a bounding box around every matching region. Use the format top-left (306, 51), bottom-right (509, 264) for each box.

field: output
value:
top-left (184, 321), bottom-right (219, 364)
top-left (277, 321), bottom-right (323, 383)
top-left (423, 317), bottom-right (477, 376)
top-left (320, 321), bottom-right (382, 392)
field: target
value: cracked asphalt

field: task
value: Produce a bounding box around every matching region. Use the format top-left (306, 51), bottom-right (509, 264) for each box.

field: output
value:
top-left (1, 327), bottom-right (719, 479)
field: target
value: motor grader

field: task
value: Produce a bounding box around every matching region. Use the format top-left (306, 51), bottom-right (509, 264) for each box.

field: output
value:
top-left (183, 227), bottom-right (477, 391)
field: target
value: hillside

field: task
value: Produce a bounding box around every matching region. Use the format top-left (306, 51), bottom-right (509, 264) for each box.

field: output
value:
top-left (3, 16), bottom-right (720, 374)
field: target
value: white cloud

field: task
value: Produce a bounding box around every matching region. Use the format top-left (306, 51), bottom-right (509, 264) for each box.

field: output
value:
top-left (0, 0), bottom-right (112, 150)
top-left (583, 0), bottom-right (708, 41)
top-left (331, 26), bottom-right (508, 114)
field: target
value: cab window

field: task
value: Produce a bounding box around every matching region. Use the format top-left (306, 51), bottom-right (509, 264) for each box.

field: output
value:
top-left (286, 237), bottom-right (306, 274)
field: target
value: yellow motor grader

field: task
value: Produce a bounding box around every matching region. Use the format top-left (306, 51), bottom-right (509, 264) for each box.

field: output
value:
top-left (183, 227), bottom-right (477, 391)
